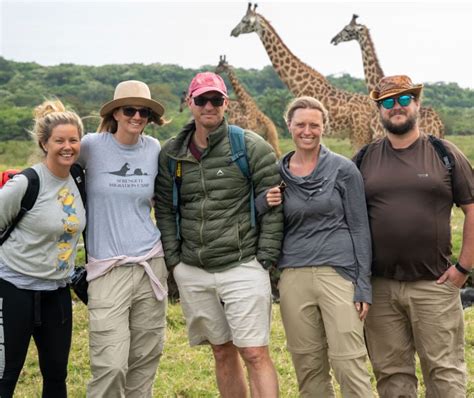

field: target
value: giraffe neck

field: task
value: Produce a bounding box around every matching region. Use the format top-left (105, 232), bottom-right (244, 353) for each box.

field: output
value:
top-left (225, 67), bottom-right (254, 109)
top-left (358, 26), bottom-right (385, 92)
top-left (257, 14), bottom-right (334, 98)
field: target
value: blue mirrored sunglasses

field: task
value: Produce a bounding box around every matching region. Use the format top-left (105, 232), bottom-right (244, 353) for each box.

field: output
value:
top-left (379, 95), bottom-right (415, 110)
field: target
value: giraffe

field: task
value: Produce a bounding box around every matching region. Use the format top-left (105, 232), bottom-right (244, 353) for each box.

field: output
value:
top-left (231, 3), bottom-right (385, 150)
top-left (331, 14), bottom-right (445, 137)
top-left (178, 90), bottom-right (187, 113)
top-left (215, 55), bottom-right (281, 157)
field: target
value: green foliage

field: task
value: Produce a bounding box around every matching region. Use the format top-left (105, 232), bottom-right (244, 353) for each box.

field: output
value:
top-left (256, 88), bottom-right (294, 137)
top-left (0, 140), bottom-right (36, 167)
top-left (0, 106), bottom-right (32, 141)
top-left (438, 107), bottom-right (474, 135)
top-left (0, 56), bottom-right (472, 143)
top-left (328, 73), bottom-right (368, 94)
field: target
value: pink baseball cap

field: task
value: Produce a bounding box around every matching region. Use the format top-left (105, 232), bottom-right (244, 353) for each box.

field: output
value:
top-left (188, 72), bottom-right (228, 98)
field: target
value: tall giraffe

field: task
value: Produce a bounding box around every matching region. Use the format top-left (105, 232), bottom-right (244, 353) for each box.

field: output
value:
top-left (231, 3), bottom-right (385, 150)
top-left (215, 55), bottom-right (281, 157)
top-left (178, 90), bottom-right (187, 113)
top-left (331, 14), bottom-right (444, 137)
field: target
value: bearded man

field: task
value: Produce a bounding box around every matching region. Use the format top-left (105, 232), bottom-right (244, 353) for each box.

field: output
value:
top-left (356, 75), bottom-right (474, 398)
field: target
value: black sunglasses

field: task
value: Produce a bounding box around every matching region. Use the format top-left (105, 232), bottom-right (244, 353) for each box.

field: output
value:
top-left (122, 107), bottom-right (152, 118)
top-left (193, 96), bottom-right (225, 107)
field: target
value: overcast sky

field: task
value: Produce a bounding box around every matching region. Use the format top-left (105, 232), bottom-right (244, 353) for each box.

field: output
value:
top-left (1, 0), bottom-right (472, 89)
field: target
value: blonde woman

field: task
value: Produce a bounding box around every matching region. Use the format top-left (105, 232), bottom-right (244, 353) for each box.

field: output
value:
top-left (261, 96), bottom-right (373, 397)
top-left (0, 100), bottom-right (85, 397)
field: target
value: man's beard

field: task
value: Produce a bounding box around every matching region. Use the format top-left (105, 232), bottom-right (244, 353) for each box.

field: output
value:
top-left (381, 110), bottom-right (418, 135)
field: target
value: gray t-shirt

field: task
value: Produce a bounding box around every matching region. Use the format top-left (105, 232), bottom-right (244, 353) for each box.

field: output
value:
top-left (0, 163), bottom-right (86, 287)
top-left (78, 132), bottom-right (161, 259)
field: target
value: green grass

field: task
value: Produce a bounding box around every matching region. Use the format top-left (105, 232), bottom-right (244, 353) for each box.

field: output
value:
top-left (5, 135), bottom-right (474, 396)
top-left (14, 303), bottom-right (474, 397)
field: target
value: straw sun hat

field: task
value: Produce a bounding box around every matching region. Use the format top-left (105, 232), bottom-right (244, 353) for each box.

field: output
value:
top-left (370, 75), bottom-right (423, 101)
top-left (100, 80), bottom-right (165, 120)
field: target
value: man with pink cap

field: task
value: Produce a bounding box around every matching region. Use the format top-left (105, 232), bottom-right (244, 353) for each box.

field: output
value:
top-left (155, 72), bottom-right (283, 397)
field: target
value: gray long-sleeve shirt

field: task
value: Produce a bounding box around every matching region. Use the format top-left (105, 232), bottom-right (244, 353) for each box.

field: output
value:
top-left (259, 145), bottom-right (372, 303)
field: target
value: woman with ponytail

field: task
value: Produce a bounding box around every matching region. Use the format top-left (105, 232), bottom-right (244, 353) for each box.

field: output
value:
top-left (0, 99), bottom-right (85, 398)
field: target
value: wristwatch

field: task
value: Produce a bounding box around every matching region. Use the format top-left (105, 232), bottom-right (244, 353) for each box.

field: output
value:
top-left (454, 262), bottom-right (471, 275)
top-left (261, 260), bottom-right (273, 270)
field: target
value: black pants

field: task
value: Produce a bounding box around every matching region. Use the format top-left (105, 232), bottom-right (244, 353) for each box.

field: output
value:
top-left (0, 278), bottom-right (72, 398)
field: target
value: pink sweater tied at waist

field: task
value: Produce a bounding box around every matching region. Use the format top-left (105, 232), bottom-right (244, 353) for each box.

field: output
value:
top-left (85, 241), bottom-right (167, 301)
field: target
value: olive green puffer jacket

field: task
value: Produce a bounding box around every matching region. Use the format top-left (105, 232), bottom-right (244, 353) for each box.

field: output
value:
top-left (154, 119), bottom-right (283, 272)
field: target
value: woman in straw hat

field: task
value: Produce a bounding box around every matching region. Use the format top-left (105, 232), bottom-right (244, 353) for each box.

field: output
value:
top-left (77, 80), bottom-right (168, 397)
top-left (0, 99), bottom-right (85, 397)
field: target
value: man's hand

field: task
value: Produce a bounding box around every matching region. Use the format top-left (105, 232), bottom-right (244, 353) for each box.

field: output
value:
top-left (437, 265), bottom-right (469, 288)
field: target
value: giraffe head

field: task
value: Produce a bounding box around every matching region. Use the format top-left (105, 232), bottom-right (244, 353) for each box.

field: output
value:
top-left (230, 3), bottom-right (262, 37)
top-left (215, 55), bottom-right (230, 75)
top-left (178, 90), bottom-right (187, 113)
top-left (330, 14), bottom-right (364, 45)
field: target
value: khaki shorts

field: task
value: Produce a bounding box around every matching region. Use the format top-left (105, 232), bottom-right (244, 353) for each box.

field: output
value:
top-left (173, 258), bottom-right (272, 347)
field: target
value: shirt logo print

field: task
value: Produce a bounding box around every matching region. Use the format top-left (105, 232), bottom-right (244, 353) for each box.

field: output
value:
top-left (216, 170), bottom-right (224, 176)
top-left (107, 162), bottom-right (149, 177)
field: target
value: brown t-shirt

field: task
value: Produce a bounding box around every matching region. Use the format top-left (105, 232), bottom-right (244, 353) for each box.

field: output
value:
top-left (359, 134), bottom-right (474, 281)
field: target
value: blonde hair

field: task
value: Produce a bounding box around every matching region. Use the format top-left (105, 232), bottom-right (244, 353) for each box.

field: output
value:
top-left (97, 109), bottom-right (167, 134)
top-left (284, 96), bottom-right (329, 130)
top-left (32, 99), bottom-right (83, 154)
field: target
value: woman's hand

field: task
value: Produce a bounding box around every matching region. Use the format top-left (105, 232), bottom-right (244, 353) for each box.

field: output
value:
top-left (354, 302), bottom-right (370, 321)
top-left (266, 186), bottom-right (283, 207)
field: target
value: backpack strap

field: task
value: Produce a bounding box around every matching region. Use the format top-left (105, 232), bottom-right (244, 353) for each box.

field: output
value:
top-left (428, 135), bottom-right (455, 171)
top-left (427, 134), bottom-right (455, 199)
top-left (228, 125), bottom-right (256, 228)
top-left (354, 144), bottom-right (370, 169)
top-left (168, 157), bottom-right (182, 240)
top-left (70, 163), bottom-right (86, 206)
top-left (69, 163), bottom-right (88, 263)
top-left (0, 167), bottom-right (40, 245)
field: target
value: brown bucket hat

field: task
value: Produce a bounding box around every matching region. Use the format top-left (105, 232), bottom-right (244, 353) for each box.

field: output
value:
top-left (369, 75), bottom-right (423, 101)
top-left (100, 80), bottom-right (165, 120)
